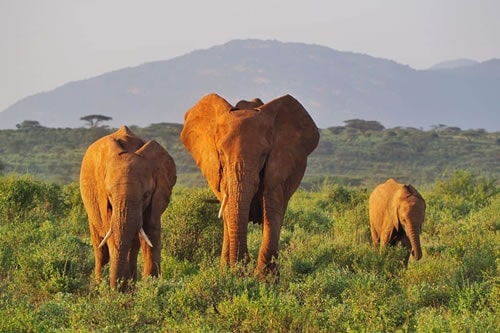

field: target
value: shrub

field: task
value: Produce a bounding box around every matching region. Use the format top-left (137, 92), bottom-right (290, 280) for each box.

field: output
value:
top-left (0, 175), bottom-right (67, 224)
top-left (284, 189), bottom-right (332, 232)
top-left (332, 202), bottom-right (371, 246)
top-left (279, 229), bottom-right (336, 278)
top-left (7, 222), bottom-right (93, 299)
top-left (403, 255), bottom-right (459, 306)
top-left (325, 183), bottom-right (368, 213)
top-left (428, 170), bottom-right (498, 218)
top-left (215, 287), bottom-right (311, 332)
top-left (0, 297), bottom-right (39, 332)
top-left (414, 308), bottom-right (450, 332)
top-left (450, 281), bottom-right (494, 314)
top-left (333, 272), bottom-right (413, 332)
top-left (162, 188), bottom-right (222, 264)
top-left (62, 182), bottom-right (88, 237)
top-left (284, 205), bottom-right (331, 233)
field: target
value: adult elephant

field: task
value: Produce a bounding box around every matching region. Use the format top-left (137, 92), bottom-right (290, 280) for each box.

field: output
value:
top-left (369, 178), bottom-right (426, 266)
top-left (181, 93), bottom-right (319, 277)
top-left (80, 126), bottom-right (176, 290)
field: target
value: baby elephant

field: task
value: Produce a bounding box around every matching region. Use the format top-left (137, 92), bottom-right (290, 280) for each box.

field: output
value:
top-left (369, 178), bottom-right (426, 266)
top-left (80, 126), bottom-right (176, 290)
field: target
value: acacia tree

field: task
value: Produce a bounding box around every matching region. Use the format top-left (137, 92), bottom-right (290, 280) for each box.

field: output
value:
top-left (80, 114), bottom-right (112, 128)
top-left (344, 119), bottom-right (385, 133)
top-left (16, 120), bottom-right (43, 130)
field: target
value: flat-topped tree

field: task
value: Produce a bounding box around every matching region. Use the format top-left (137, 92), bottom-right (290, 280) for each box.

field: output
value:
top-left (16, 120), bottom-right (43, 130)
top-left (80, 114), bottom-right (112, 128)
top-left (344, 119), bottom-right (385, 133)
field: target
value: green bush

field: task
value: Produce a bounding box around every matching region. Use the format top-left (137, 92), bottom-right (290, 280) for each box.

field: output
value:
top-left (5, 221), bottom-right (93, 300)
top-left (0, 175), bottom-right (67, 224)
top-left (428, 170), bottom-right (498, 218)
top-left (284, 189), bottom-right (332, 232)
top-left (215, 287), bottom-right (311, 332)
top-left (162, 188), bottom-right (222, 264)
top-left (62, 181), bottom-right (88, 237)
top-left (338, 272), bottom-right (413, 332)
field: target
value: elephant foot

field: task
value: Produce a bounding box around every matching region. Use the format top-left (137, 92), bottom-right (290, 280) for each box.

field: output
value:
top-left (115, 278), bottom-right (137, 293)
top-left (254, 261), bottom-right (280, 283)
top-left (220, 260), bottom-right (251, 278)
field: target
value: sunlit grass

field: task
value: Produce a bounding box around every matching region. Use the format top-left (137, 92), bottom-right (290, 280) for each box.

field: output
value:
top-left (0, 171), bottom-right (498, 332)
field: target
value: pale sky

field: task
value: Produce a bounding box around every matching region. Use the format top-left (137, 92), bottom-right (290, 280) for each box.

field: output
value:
top-left (1, 0), bottom-right (499, 113)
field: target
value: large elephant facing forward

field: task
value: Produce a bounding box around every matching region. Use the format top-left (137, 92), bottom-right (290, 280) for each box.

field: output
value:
top-left (80, 126), bottom-right (176, 290)
top-left (181, 94), bottom-right (319, 277)
top-left (369, 178), bottom-right (426, 266)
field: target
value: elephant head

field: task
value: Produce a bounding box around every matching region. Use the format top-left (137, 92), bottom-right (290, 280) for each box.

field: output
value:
top-left (181, 94), bottom-right (319, 277)
top-left (393, 184), bottom-right (426, 260)
top-left (369, 178), bottom-right (426, 266)
top-left (80, 126), bottom-right (176, 290)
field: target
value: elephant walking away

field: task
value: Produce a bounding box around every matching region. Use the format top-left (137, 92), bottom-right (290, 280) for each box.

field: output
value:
top-left (181, 94), bottom-right (319, 278)
top-left (369, 178), bottom-right (426, 266)
top-left (80, 126), bottom-right (176, 290)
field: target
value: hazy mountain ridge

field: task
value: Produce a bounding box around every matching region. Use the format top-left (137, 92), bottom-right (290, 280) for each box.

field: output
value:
top-left (1, 39), bottom-right (499, 130)
top-left (429, 59), bottom-right (479, 70)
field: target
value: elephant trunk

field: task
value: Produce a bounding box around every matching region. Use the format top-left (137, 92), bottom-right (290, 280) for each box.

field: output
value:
top-left (225, 181), bottom-right (255, 266)
top-left (108, 206), bottom-right (141, 290)
top-left (110, 244), bottom-right (130, 291)
top-left (407, 229), bottom-right (422, 260)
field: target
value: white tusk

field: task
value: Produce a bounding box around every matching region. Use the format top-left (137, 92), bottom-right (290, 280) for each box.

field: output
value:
top-left (218, 194), bottom-right (227, 219)
top-left (140, 228), bottom-right (153, 248)
top-left (98, 229), bottom-right (113, 248)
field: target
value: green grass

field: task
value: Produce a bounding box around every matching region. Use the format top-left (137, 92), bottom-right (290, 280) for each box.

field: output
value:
top-left (0, 171), bottom-right (498, 332)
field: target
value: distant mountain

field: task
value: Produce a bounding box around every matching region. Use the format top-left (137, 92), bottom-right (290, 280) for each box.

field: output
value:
top-left (429, 59), bottom-right (479, 70)
top-left (1, 39), bottom-right (499, 131)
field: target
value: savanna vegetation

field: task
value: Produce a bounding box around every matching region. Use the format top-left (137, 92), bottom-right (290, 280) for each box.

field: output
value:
top-left (0, 170), bottom-right (498, 332)
top-left (0, 122), bottom-right (498, 331)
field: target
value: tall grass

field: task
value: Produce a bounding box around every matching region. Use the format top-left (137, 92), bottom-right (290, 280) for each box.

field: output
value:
top-left (0, 171), bottom-right (498, 332)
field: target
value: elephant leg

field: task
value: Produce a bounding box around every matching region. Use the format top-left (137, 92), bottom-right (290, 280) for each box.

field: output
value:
top-left (400, 235), bottom-right (412, 267)
top-left (220, 218), bottom-right (230, 269)
top-left (141, 224), bottom-right (161, 277)
top-left (379, 228), bottom-right (394, 248)
top-left (141, 241), bottom-right (160, 277)
top-left (370, 225), bottom-right (379, 247)
top-left (90, 225), bottom-right (109, 282)
top-left (255, 190), bottom-right (284, 277)
top-left (93, 244), bottom-right (109, 282)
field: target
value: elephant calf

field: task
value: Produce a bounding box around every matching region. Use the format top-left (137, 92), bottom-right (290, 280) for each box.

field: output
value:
top-left (369, 178), bottom-right (426, 266)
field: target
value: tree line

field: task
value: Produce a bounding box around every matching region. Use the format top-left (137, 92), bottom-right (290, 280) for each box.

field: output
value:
top-left (1, 120), bottom-right (498, 186)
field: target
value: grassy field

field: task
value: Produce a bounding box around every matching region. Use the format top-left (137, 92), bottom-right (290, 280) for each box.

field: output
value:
top-left (0, 171), bottom-right (498, 332)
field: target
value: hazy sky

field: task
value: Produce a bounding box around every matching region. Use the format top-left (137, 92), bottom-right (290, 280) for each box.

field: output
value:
top-left (1, 0), bottom-right (499, 112)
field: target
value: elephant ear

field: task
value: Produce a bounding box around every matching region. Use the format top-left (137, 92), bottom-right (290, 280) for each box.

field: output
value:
top-left (406, 184), bottom-right (426, 206)
top-left (260, 95), bottom-right (319, 189)
top-left (180, 94), bottom-right (232, 198)
top-left (392, 184), bottom-right (413, 231)
top-left (136, 140), bottom-right (177, 213)
top-left (80, 134), bottom-right (129, 225)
